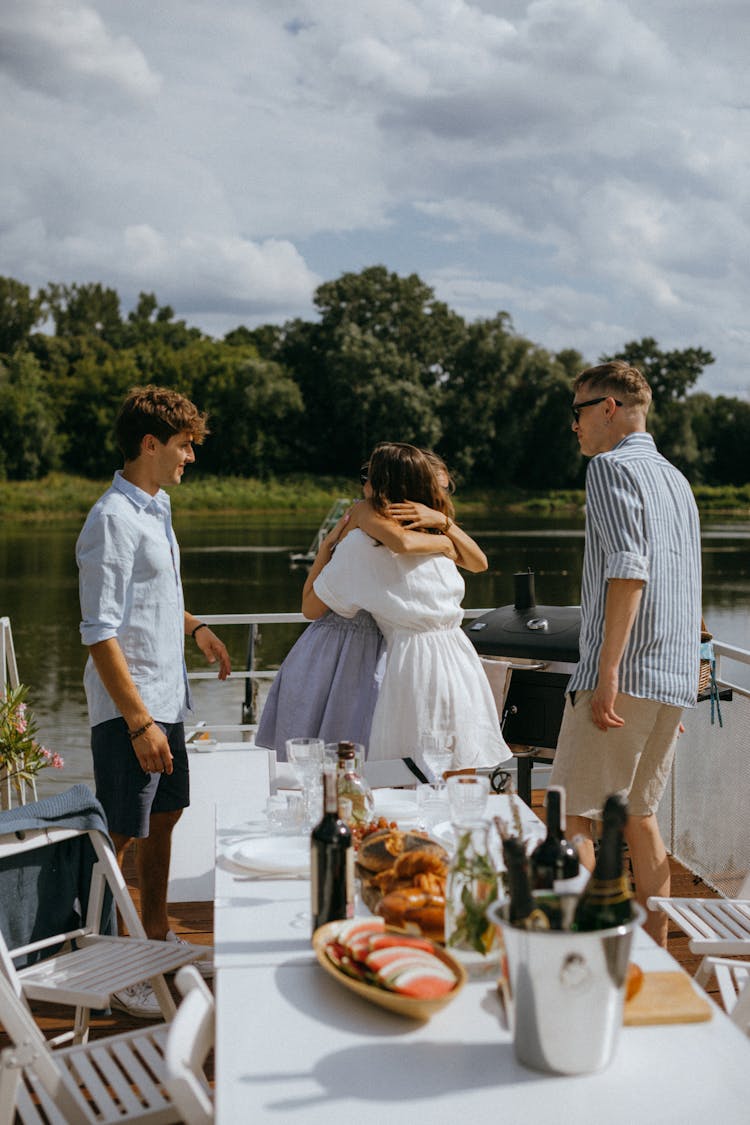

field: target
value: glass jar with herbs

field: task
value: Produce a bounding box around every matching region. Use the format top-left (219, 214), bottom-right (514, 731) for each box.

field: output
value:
top-left (444, 819), bottom-right (502, 978)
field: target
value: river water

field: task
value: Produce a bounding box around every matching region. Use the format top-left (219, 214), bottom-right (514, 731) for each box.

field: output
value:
top-left (2, 510), bottom-right (749, 798)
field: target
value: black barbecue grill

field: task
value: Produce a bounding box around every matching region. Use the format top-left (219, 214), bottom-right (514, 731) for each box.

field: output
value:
top-left (465, 569), bottom-right (581, 805)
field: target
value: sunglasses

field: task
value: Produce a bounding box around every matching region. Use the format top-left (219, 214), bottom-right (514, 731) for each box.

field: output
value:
top-left (359, 466), bottom-right (369, 486)
top-left (571, 395), bottom-right (623, 422)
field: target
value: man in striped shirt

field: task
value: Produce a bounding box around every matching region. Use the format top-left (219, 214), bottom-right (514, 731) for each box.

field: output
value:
top-left (550, 361), bottom-right (701, 945)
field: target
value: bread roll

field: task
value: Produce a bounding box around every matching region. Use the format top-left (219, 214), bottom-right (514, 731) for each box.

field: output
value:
top-left (377, 888), bottom-right (446, 943)
top-left (357, 828), bottom-right (447, 874)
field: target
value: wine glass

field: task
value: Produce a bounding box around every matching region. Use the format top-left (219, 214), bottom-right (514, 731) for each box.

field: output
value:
top-left (285, 738), bottom-right (324, 830)
top-left (418, 731), bottom-right (455, 791)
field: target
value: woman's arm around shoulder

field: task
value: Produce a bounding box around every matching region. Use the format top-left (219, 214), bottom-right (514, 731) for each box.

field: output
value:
top-left (301, 504), bottom-right (366, 619)
top-left (301, 518), bottom-right (344, 620)
top-left (353, 500), bottom-right (458, 561)
top-left (386, 501), bottom-right (487, 572)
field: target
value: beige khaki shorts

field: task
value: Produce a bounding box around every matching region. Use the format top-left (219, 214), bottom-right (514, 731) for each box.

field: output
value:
top-left (549, 690), bottom-right (683, 819)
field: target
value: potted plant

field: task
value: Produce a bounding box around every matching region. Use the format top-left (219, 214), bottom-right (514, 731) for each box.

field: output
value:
top-left (0, 684), bottom-right (64, 809)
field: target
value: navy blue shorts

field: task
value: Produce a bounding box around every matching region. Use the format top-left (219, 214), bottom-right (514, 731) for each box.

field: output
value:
top-left (91, 717), bottom-right (190, 838)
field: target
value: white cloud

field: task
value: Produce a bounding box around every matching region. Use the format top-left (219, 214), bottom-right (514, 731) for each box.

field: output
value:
top-left (0, 0), bottom-right (161, 100)
top-left (0, 218), bottom-right (319, 320)
top-left (0, 0), bottom-right (748, 395)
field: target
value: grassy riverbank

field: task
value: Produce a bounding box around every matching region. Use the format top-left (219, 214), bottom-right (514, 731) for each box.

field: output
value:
top-left (2, 473), bottom-right (749, 521)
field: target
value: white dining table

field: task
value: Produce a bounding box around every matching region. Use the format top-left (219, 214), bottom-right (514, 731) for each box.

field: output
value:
top-left (213, 794), bottom-right (749, 1125)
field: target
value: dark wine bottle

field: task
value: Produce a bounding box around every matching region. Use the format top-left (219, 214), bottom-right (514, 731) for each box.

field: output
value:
top-left (530, 786), bottom-right (580, 891)
top-left (311, 768), bottom-right (354, 935)
top-left (573, 794), bottom-right (633, 931)
top-left (502, 837), bottom-right (551, 931)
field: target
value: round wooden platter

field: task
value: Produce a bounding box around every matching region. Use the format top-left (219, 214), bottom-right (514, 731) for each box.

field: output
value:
top-left (312, 921), bottom-right (467, 1021)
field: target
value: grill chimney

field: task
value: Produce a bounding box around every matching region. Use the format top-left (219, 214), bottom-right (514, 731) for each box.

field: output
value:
top-left (513, 568), bottom-right (536, 612)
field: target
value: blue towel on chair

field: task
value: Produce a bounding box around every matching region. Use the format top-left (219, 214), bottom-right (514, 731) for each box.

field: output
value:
top-left (0, 784), bottom-right (117, 965)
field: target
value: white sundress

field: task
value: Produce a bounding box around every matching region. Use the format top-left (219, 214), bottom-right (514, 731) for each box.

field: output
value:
top-left (313, 529), bottom-right (512, 769)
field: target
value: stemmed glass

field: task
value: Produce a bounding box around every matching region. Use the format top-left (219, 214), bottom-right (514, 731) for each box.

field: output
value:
top-left (419, 731), bottom-right (455, 791)
top-left (285, 738), bottom-right (325, 830)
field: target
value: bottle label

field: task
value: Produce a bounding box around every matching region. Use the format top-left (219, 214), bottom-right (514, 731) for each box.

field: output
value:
top-left (582, 876), bottom-right (631, 906)
top-left (552, 875), bottom-right (582, 894)
top-left (310, 839), bottom-right (354, 929)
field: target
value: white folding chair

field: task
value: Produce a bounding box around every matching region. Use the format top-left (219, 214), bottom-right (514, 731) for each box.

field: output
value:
top-left (0, 964), bottom-right (214, 1124)
top-left (697, 957), bottom-right (750, 1036)
top-left (648, 895), bottom-right (750, 984)
top-left (0, 823), bottom-right (207, 1045)
top-left (164, 966), bottom-right (215, 1125)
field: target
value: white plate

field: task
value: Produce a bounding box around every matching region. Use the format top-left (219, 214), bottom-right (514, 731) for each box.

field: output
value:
top-left (430, 820), bottom-right (457, 850)
top-left (371, 792), bottom-right (420, 826)
top-left (231, 835), bottom-right (310, 876)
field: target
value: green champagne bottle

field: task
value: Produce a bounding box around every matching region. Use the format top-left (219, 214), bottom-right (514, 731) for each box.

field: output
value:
top-left (502, 837), bottom-right (551, 931)
top-left (573, 794), bottom-right (633, 931)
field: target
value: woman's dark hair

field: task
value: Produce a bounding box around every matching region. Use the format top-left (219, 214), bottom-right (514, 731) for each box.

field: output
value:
top-left (366, 442), bottom-right (454, 519)
top-left (115, 385), bottom-right (209, 461)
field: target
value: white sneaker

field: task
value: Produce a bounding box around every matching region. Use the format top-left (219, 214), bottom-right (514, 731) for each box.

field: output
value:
top-left (166, 929), bottom-right (214, 977)
top-left (111, 981), bottom-right (162, 1019)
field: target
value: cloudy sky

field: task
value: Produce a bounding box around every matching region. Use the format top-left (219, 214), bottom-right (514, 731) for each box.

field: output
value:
top-left (1, 0), bottom-right (748, 395)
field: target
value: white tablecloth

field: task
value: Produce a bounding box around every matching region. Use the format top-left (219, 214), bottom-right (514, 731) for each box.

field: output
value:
top-left (214, 798), bottom-right (749, 1124)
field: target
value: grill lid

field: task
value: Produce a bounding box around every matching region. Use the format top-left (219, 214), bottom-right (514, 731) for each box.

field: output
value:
top-left (464, 569), bottom-right (581, 663)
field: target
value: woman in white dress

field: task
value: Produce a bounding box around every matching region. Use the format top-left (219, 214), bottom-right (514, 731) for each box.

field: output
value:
top-left (302, 443), bottom-right (512, 770)
top-left (256, 454), bottom-right (485, 757)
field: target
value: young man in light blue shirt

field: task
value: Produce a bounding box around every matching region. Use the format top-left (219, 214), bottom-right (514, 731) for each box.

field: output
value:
top-left (77, 386), bottom-right (230, 1013)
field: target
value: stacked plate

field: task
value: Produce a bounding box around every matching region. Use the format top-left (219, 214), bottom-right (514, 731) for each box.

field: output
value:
top-left (371, 789), bottom-right (421, 828)
top-left (230, 836), bottom-right (310, 877)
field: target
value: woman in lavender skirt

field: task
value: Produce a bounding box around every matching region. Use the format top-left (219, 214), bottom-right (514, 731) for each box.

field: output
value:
top-left (255, 454), bottom-right (487, 760)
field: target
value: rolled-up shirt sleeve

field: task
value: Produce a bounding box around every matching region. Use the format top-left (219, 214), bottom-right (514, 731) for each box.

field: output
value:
top-left (77, 512), bottom-right (135, 646)
top-left (586, 457), bottom-right (650, 583)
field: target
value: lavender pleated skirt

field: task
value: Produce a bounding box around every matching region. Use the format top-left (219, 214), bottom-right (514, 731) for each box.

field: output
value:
top-left (254, 610), bottom-right (385, 759)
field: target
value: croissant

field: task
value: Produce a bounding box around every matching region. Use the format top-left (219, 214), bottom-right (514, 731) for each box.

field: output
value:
top-left (377, 888), bottom-right (446, 943)
top-left (370, 851), bottom-right (449, 896)
top-left (391, 849), bottom-right (448, 881)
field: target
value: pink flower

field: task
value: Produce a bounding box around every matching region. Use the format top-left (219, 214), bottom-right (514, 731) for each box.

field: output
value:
top-left (40, 747), bottom-right (52, 760)
top-left (52, 753), bottom-right (64, 769)
top-left (15, 718), bottom-right (27, 734)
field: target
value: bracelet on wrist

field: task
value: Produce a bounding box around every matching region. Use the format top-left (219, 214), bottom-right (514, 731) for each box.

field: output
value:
top-left (191, 622), bottom-right (208, 639)
top-left (128, 718), bottom-right (154, 742)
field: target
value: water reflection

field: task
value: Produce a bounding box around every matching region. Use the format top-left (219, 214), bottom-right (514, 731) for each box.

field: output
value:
top-left (2, 512), bottom-right (749, 797)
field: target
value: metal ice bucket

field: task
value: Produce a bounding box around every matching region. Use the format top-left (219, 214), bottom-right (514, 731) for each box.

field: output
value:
top-left (489, 895), bottom-right (645, 1075)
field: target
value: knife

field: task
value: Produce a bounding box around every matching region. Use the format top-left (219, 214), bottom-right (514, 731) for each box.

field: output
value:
top-left (403, 756), bottom-right (431, 785)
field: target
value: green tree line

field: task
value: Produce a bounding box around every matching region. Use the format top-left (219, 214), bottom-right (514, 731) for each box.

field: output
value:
top-left (1, 268), bottom-right (747, 487)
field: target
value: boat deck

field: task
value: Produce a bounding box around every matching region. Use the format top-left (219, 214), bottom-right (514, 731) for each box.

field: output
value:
top-left (1, 788), bottom-right (729, 1085)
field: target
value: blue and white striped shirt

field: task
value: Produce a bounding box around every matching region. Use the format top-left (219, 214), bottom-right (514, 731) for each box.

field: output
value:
top-left (568, 432), bottom-right (702, 709)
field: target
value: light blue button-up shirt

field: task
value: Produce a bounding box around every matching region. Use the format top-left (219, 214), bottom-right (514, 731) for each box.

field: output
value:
top-left (76, 471), bottom-right (191, 727)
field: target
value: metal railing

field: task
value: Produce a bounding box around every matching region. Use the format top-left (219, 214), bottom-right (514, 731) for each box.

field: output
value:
top-left (188, 609), bottom-right (493, 724)
top-left (1, 617), bottom-right (20, 698)
top-left (188, 611), bottom-right (750, 897)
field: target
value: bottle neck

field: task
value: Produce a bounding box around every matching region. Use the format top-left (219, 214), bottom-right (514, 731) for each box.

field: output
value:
top-left (545, 788), bottom-right (563, 841)
top-left (504, 840), bottom-right (534, 915)
top-left (593, 820), bottom-right (624, 881)
top-left (322, 769), bottom-right (339, 816)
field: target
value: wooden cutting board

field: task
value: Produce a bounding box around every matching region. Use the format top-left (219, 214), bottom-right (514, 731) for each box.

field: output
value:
top-left (624, 971), bottom-right (713, 1025)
